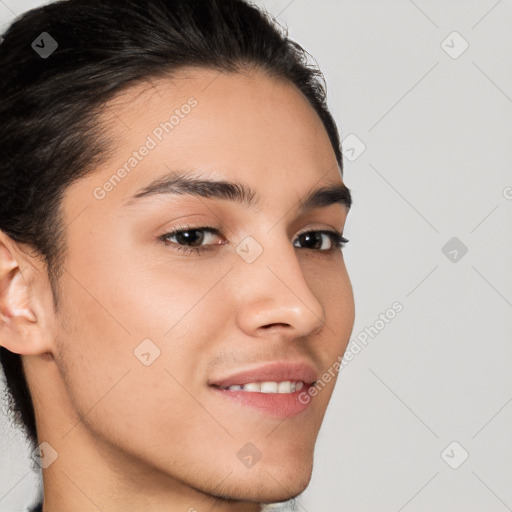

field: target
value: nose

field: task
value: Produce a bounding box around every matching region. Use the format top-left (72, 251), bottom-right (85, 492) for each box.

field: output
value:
top-left (232, 233), bottom-right (325, 339)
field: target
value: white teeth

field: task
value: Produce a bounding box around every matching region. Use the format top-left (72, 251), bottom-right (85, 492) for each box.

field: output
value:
top-left (243, 383), bottom-right (261, 392)
top-left (221, 381), bottom-right (305, 393)
top-left (261, 381), bottom-right (278, 393)
top-left (277, 381), bottom-right (292, 393)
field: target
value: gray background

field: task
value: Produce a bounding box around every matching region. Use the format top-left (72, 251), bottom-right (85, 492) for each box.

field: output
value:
top-left (1, 0), bottom-right (511, 511)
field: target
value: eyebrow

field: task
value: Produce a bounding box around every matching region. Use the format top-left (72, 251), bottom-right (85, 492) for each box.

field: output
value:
top-left (123, 170), bottom-right (352, 212)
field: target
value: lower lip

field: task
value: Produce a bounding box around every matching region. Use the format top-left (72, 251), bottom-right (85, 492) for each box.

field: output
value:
top-left (209, 384), bottom-right (314, 418)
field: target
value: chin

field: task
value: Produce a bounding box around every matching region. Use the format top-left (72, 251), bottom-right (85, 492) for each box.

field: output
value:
top-left (262, 472), bottom-right (311, 504)
top-left (223, 456), bottom-right (314, 504)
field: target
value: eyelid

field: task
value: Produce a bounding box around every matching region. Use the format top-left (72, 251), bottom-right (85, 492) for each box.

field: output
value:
top-left (295, 222), bottom-right (344, 236)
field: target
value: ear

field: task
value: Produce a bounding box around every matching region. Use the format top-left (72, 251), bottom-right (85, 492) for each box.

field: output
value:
top-left (0, 232), bottom-right (53, 355)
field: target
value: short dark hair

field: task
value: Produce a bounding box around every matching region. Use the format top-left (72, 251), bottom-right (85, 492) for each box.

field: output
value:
top-left (0, 0), bottom-right (344, 452)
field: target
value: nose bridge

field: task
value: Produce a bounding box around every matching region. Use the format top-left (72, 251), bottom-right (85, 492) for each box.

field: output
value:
top-left (232, 230), bottom-right (325, 336)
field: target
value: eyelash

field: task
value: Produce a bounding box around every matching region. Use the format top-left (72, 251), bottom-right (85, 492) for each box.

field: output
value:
top-left (158, 224), bottom-right (349, 256)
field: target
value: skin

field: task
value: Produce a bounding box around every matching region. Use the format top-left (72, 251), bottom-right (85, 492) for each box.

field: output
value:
top-left (0, 67), bottom-right (355, 512)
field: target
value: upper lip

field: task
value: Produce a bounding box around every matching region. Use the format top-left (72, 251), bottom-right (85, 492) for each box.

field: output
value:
top-left (208, 361), bottom-right (319, 387)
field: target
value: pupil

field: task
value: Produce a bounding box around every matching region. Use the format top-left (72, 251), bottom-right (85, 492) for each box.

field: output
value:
top-left (301, 232), bottom-right (321, 249)
top-left (178, 230), bottom-right (203, 247)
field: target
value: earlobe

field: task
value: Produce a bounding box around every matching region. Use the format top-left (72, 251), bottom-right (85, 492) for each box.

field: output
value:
top-left (0, 234), bottom-right (49, 355)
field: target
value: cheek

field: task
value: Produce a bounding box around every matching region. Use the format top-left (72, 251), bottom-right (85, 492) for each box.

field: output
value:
top-left (302, 254), bottom-right (355, 337)
top-left (53, 280), bottom-right (219, 469)
top-left (304, 257), bottom-right (355, 392)
top-left (53, 249), bottom-right (230, 429)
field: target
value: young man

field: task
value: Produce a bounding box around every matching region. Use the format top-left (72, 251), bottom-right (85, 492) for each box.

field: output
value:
top-left (0, 0), bottom-right (354, 510)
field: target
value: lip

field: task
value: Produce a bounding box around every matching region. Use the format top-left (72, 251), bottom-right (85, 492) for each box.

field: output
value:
top-left (208, 360), bottom-right (319, 387)
top-left (208, 361), bottom-right (319, 418)
top-left (210, 384), bottom-right (315, 418)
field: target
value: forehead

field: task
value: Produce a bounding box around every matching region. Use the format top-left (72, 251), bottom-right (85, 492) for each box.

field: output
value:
top-left (65, 67), bottom-right (343, 218)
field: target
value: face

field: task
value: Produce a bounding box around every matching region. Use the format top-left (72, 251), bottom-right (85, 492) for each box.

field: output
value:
top-left (33, 68), bottom-right (354, 506)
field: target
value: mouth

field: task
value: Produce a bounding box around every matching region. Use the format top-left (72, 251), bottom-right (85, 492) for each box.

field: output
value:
top-left (212, 380), bottom-right (308, 393)
top-left (208, 361), bottom-right (318, 418)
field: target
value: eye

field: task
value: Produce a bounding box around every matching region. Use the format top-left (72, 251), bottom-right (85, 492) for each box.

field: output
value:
top-left (158, 225), bottom-right (349, 256)
top-left (158, 225), bottom-right (224, 255)
top-left (294, 230), bottom-right (349, 251)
